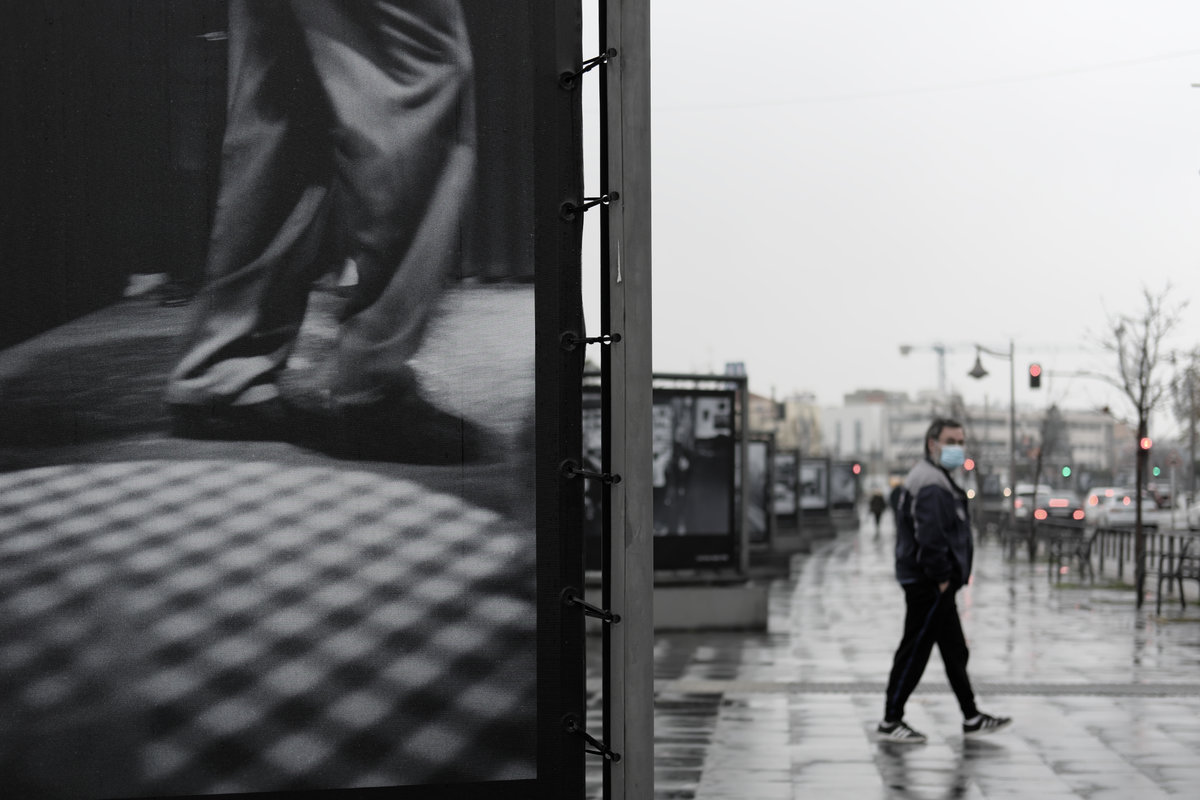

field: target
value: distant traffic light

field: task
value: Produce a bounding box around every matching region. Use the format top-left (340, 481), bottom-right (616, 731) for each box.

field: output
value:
top-left (851, 463), bottom-right (862, 475)
top-left (963, 458), bottom-right (975, 471)
top-left (1140, 437), bottom-right (1153, 450)
top-left (1061, 466), bottom-right (1071, 478)
top-left (1152, 466), bottom-right (1161, 477)
top-left (1028, 363), bottom-right (1042, 389)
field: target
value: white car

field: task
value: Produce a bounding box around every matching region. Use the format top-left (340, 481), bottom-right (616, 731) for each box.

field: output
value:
top-left (1085, 486), bottom-right (1136, 528)
top-left (1085, 486), bottom-right (1165, 529)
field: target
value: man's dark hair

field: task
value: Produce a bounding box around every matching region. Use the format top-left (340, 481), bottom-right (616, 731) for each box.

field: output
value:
top-left (924, 417), bottom-right (964, 457)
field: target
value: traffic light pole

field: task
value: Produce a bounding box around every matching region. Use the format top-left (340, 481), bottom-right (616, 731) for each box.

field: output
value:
top-left (1008, 341), bottom-right (1017, 533)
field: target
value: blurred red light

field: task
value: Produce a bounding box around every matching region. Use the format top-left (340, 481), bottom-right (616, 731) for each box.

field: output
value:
top-left (1073, 509), bottom-right (1085, 520)
top-left (1034, 509), bottom-right (1048, 520)
top-left (1049, 498), bottom-right (1068, 508)
top-left (1029, 364), bottom-right (1042, 377)
top-left (963, 458), bottom-right (975, 471)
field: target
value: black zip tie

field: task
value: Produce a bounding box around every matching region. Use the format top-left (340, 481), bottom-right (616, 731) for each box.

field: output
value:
top-left (560, 459), bottom-right (622, 484)
top-left (560, 192), bottom-right (619, 221)
top-left (560, 331), bottom-right (622, 351)
top-left (564, 714), bottom-right (622, 762)
top-left (561, 587), bottom-right (622, 624)
top-left (559, 48), bottom-right (618, 89)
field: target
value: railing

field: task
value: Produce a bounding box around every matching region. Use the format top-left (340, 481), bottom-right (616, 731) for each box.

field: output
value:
top-left (1092, 525), bottom-right (1200, 584)
top-left (1028, 519), bottom-right (1200, 611)
top-left (969, 509), bottom-right (1199, 606)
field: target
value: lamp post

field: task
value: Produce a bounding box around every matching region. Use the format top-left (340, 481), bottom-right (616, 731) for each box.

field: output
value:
top-left (969, 340), bottom-right (1017, 533)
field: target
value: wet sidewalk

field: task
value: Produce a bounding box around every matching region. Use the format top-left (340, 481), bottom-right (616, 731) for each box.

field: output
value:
top-left (589, 512), bottom-right (1200, 798)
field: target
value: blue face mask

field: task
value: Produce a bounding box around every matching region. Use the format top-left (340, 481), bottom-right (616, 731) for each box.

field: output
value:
top-left (938, 444), bottom-right (965, 470)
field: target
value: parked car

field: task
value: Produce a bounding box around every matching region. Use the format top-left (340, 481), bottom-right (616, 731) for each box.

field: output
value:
top-left (1085, 486), bottom-right (1159, 529)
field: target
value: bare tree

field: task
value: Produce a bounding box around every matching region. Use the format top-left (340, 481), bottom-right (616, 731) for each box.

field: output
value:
top-left (1024, 405), bottom-right (1068, 561)
top-left (1170, 347), bottom-right (1200, 500)
top-left (1101, 285), bottom-right (1186, 606)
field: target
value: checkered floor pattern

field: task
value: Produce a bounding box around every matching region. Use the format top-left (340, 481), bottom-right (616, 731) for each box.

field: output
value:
top-left (0, 460), bottom-right (536, 796)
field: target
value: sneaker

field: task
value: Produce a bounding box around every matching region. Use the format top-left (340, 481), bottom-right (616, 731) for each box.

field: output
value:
top-left (963, 712), bottom-right (1012, 737)
top-left (876, 720), bottom-right (927, 744)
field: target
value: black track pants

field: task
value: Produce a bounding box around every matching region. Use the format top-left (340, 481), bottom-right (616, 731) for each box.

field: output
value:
top-left (884, 581), bottom-right (978, 722)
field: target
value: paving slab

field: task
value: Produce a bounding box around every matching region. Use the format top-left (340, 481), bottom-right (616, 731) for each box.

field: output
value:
top-left (588, 510), bottom-right (1200, 798)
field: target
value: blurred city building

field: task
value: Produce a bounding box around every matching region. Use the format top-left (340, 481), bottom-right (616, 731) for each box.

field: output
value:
top-left (750, 387), bottom-right (1139, 494)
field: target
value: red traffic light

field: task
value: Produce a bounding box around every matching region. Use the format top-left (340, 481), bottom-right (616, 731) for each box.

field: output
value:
top-left (963, 458), bottom-right (975, 471)
top-left (851, 463), bottom-right (862, 475)
top-left (1140, 437), bottom-right (1153, 450)
top-left (1029, 364), bottom-right (1042, 377)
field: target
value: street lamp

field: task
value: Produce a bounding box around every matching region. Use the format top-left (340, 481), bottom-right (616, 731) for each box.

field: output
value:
top-left (968, 341), bottom-right (1017, 532)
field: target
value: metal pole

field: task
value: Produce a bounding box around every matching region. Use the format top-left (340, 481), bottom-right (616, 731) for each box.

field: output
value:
top-left (1008, 339), bottom-right (1017, 532)
top-left (1190, 369), bottom-right (1196, 500)
top-left (739, 382), bottom-right (751, 575)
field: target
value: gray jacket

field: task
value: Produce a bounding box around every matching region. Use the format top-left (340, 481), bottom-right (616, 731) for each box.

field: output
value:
top-left (893, 457), bottom-right (973, 586)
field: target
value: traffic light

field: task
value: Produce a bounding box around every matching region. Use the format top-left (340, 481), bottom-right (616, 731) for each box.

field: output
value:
top-left (851, 463), bottom-right (862, 475)
top-left (1061, 465), bottom-right (1071, 478)
top-left (1028, 363), bottom-right (1042, 389)
top-left (963, 458), bottom-right (975, 471)
top-left (1140, 437), bottom-right (1153, 450)
top-left (1152, 466), bottom-right (1161, 477)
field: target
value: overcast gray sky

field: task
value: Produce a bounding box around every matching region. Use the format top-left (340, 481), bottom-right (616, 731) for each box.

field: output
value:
top-left (584, 1), bottom-right (1200, 436)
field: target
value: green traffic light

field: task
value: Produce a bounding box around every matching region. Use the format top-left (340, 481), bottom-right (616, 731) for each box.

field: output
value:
top-left (1061, 466), bottom-right (1071, 478)
top-left (1152, 466), bottom-right (1161, 477)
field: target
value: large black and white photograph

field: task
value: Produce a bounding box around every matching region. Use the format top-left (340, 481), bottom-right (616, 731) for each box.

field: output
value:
top-left (772, 450), bottom-right (799, 520)
top-left (584, 386), bottom-right (737, 569)
top-left (650, 391), bottom-right (734, 536)
top-left (745, 435), bottom-right (774, 545)
top-left (0, 2), bottom-right (580, 797)
top-left (798, 457), bottom-right (830, 511)
top-left (829, 460), bottom-right (859, 510)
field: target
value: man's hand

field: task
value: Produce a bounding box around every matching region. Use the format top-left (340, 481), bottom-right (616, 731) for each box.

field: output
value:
top-left (939, 581), bottom-right (950, 593)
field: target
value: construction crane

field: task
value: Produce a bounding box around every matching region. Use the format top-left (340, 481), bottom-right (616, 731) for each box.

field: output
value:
top-left (899, 342), bottom-right (957, 396)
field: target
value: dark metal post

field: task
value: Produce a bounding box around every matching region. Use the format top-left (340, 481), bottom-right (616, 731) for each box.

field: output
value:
top-left (601, 1), bottom-right (652, 797)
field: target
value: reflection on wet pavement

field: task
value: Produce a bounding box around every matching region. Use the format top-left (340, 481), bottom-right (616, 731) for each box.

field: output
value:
top-left (587, 512), bottom-right (1200, 798)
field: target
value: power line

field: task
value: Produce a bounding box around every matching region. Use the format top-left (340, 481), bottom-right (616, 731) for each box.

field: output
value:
top-left (658, 48), bottom-right (1200, 113)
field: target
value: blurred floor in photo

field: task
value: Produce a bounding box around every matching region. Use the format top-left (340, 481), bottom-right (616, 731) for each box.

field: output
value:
top-left (0, 284), bottom-right (537, 795)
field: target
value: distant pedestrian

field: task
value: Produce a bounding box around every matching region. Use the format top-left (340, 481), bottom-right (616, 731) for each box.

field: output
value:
top-left (877, 418), bottom-right (1012, 744)
top-left (868, 491), bottom-right (887, 532)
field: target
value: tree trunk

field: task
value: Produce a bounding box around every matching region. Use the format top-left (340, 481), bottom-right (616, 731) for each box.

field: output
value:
top-left (1028, 450), bottom-right (1044, 563)
top-left (1135, 419), bottom-right (1147, 608)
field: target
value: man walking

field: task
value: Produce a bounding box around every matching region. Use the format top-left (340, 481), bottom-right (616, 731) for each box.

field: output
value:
top-left (878, 418), bottom-right (1012, 743)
